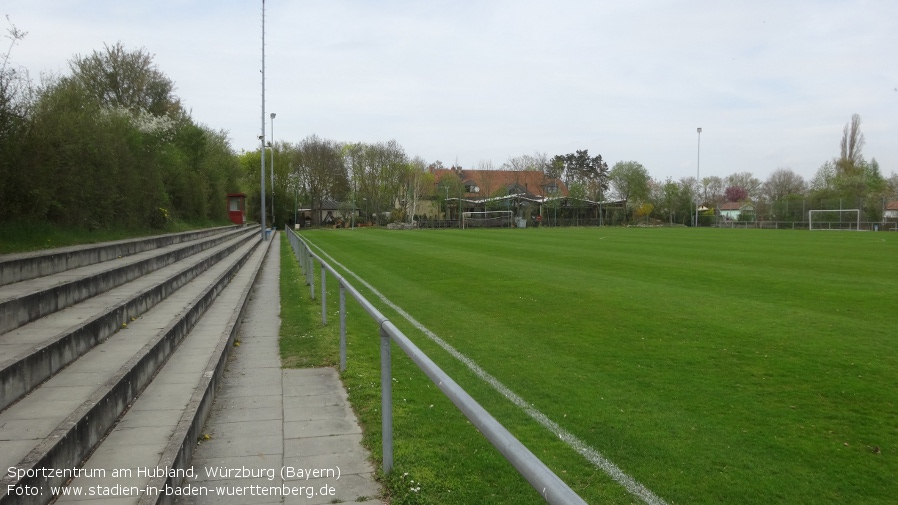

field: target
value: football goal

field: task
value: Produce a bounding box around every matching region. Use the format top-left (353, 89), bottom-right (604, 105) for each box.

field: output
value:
top-left (808, 209), bottom-right (861, 231)
top-left (462, 210), bottom-right (514, 228)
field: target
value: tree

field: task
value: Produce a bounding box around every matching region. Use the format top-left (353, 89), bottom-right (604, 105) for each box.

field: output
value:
top-left (69, 42), bottom-right (181, 118)
top-left (764, 168), bottom-right (806, 202)
top-left (502, 152), bottom-right (548, 172)
top-left (837, 113), bottom-right (865, 175)
top-left (404, 156), bottom-right (433, 223)
top-left (16, 62), bottom-right (238, 230)
top-left (811, 161), bottom-right (837, 192)
top-left (700, 176), bottom-right (725, 206)
top-left (266, 139), bottom-right (295, 227)
top-left (3, 37), bottom-right (238, 230)
top-left (1, 16), bottom-right (29, 137)
top-left (657, 177), bottom-right (682, 225)
top-left (857, 158), bottom-right (887, 220)
top-left (549, 150), bottom-right (608, 201)
top-left (368, 140), bottom-right (407, 224)
top-left (724, 172), bottom-right (761, 199)
top-left (293, 135), bottom-right (347, 226)
top-left (678, 177), bottom-right (698, 226)
top-left (1, 17), bottom-right (33, 219)
top-left (608, 161), bottom-right (650, 222)
top-left (724, 186), bottom-right (748, 202)
top-left (887, 172), bottom-right (898, 198)
top-left (436, 170), bottom-right (464, 221)
top-left (340, 140), bottom-right (408, 225)
top-left (762, 168), bottom-right (807, 221)
top-left (809, 115), bottom-right (884, 219)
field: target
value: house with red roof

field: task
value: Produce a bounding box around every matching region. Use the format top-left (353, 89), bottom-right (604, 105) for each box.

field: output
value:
top-left (431, 167), bottom-right (570, 200)
top-left (420, 167), bottom-right (623, 226)
top-left (885, 201), bottom-right (898, 220)
top-left (718, 201), bottom-right (754, 221)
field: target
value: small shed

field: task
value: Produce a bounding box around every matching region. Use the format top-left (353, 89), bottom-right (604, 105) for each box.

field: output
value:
top-left (226, 193), bottom-right (246, 225)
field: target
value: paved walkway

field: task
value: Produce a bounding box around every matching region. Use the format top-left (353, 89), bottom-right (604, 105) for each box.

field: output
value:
top-left (177, 233), bottom-right (383, 505)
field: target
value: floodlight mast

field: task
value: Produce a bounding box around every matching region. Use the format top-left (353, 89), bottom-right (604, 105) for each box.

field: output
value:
top-left (270, 112), bottom-right (276, 227)
top-left (695, 127), bottom-right (702, 227)
top-left (259, 0), bottom-right (267, 240)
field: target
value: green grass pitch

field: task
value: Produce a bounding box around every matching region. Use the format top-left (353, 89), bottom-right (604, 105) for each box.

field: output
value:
top-left (283, 227), bottom-right (898, 505)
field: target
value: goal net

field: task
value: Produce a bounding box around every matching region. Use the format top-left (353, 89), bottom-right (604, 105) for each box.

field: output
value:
top-left (462, 210), bottom-right (514, 228)
top-left (808, 209), bottom-right (861, 231)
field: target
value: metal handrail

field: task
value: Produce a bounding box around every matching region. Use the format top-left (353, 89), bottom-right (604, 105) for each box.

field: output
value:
top-left (285, 228), bottom-right (587, 505)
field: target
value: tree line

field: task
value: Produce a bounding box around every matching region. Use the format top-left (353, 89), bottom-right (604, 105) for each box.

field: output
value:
top-left (252, 117), bottom-right (896, 228)
top-left (3, 20), bottom-right (895, 232)
top-left (1, 29), bottom-right (242, 230)
top-left (238, 136), bottom-right (434, 227)
top-left (644, 114), bottom-right (897, 225)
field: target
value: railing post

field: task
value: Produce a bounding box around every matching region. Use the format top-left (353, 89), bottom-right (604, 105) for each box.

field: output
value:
top-left (300, 243), bottom-right (306, 278)
top-left (321, 267), bottom-right (327, 325)
top-left (300, 243), bottom-right (308, 285)
top-left (307, 253), bottom-right (314, 286)
top-left (309, 259), bottom-right (316, 300)
top-left (380, 324), bottom-right (393, 473)
top-left (340, 285), bottom-right (347, 372)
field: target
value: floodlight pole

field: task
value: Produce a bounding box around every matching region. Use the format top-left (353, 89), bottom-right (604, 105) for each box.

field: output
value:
top-left (259, 0), bottom-right (267, 240)
top-left (270, 112), bottom-right (276, 227)
top-left (695, 127), bottom-right (702, 227)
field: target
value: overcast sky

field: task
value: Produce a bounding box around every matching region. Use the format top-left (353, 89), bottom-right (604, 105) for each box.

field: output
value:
top-left (5, 1), bottom-right (897, 182)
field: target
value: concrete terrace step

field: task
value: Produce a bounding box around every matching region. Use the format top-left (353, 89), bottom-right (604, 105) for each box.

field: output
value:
top-left (0, 226), bottom-right (240, 287)
top-left (0, 227), bottom-right (249, 335)
top-left (0, 228), bottom-right (266, 505)
top-left (0, 228), bottom-right (259, 411)
top-left (54, 240), bottom-right (271, 505)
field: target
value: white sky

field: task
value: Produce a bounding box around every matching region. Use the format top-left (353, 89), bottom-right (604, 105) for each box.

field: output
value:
top-left (5, 1), bottom-right (898, 182)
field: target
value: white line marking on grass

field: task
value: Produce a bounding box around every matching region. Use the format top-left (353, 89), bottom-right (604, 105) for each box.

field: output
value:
top-left (310, 242), bottom-right (669, 505)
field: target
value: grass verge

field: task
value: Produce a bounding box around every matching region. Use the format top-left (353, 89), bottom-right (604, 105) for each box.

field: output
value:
top-left (279, 232), bottom-right (340, 368)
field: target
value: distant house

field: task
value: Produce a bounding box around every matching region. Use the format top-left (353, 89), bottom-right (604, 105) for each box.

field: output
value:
top-left (885, 201), bottom-right (898, 220)
top-left (419, 168), bottom-right (571, 220)
top-left (422, 167), bottom-right (624, 224)
top-left (432, 168), bottom-right (570, 200)
top-left (719, 201), bottom-right (754, 221)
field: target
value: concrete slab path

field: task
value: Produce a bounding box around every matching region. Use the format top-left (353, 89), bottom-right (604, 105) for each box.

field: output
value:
top-left (177, 233), bottom-right (383, 505)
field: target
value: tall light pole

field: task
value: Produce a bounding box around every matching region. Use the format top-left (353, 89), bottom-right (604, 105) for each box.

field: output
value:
top-left (695, 127), bottom-right (702, 227)
top-left (270, 112), bottom-right (276, 227)
top-left (259, 0), bottom-right (267, 240)
top-left (289, 171), bottom-right (297, 229)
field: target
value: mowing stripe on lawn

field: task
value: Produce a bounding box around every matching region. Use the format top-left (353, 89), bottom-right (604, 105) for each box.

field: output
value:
top-left (306, 238), bottom-right (669, 505)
